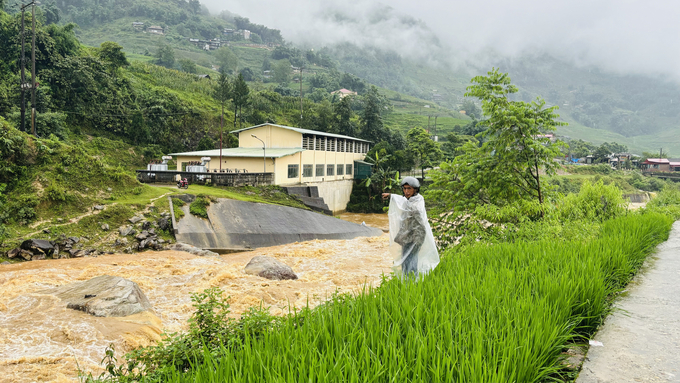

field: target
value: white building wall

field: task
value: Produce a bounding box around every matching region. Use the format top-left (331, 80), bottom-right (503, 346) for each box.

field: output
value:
top-left (306, 179), bottom-right (355, 213)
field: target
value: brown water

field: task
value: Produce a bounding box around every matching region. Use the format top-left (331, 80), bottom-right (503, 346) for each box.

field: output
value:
top-left (0, 214), bottom-right (390, 383)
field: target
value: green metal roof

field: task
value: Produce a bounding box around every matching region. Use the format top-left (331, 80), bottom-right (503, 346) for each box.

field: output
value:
top-left (168, 147), bottom-right (304, 158)
top-left (232, 123), bottom-right (372, 143)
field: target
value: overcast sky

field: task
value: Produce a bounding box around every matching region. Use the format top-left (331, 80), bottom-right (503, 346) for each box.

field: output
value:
top-left (203, 0), bottom-right (680, 80)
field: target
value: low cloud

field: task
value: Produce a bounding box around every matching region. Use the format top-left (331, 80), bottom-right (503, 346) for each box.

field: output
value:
top-left (203, 0), bottom-right (680, 80)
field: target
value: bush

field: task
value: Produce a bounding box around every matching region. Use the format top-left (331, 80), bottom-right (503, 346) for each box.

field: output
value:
top-left (557, 180), bottom-right (627, 221)
top-left (45, 182), bottom-right (69, 202)
top-left (189, 195), bottom-right (212, 218)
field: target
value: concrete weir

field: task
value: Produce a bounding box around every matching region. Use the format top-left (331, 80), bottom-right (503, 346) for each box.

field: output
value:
top-left (174, 198), bottom-right (383, 252)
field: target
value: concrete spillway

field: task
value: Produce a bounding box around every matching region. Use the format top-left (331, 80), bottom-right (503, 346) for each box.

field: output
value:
top-left (174, 198), bottom-right (383, 252)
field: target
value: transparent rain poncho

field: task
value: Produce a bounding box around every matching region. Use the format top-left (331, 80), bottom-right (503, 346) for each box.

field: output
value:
top-left (388, 193), bottom-right (440, 277)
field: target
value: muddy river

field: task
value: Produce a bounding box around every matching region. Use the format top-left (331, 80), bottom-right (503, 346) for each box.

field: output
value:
top-left (0, 214), bottom-right (389, 383)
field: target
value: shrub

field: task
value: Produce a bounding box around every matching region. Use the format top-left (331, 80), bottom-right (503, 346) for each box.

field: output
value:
top-left (557, 179), bottom-right (627, 221)
top-left (189, 196), bottom-right (211, 218)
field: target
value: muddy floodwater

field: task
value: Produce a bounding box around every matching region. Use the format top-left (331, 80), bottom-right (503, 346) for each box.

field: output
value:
top-left (0, 214), bottom-right (390, 383)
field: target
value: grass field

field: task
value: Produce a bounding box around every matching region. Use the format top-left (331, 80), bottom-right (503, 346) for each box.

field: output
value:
top-left (145, 212), bottom-right (672, 383)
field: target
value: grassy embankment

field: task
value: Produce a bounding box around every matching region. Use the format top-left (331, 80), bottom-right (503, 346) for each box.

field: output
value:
top-left (130, 205), bottom-right (676, 382)
top-left (94, 185), bottom-right (680, 383)
top-left (0, 120), bottom-right (307, 259)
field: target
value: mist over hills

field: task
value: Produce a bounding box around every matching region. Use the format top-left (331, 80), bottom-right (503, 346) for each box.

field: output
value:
top-left (5, 0), bottom-right (679, 154)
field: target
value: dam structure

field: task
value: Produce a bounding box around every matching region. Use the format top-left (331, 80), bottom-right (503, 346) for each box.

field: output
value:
top-left (171, 197), bottom-right (383, 252)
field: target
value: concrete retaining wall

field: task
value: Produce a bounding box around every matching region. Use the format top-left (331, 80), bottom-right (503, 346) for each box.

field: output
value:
top-left (174, 198), bottom-right (382, 252)
top-left (623, 193), bottom-right (651, 203)
top-left (305, 179), bottom-right (354, 213)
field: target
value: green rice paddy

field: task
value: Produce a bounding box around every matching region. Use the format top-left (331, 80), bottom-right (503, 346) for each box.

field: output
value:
top-left (156, 212), bottom-right (672, 382)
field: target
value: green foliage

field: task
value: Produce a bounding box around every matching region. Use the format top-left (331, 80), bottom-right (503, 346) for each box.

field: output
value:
top-left (215, 47), bottom-right (239, 73)
top-left (189, 195), bottom-right (211, 218)
top-left (98, 41), bottom-right (129, 74)
top-left (0, 118), bottom-right (30, 185)
top-left (272, 59), bottom-right (291, 84)
top-left (147, 213), bottom-right (672, 382)
top-left (406, 126), bottom-right (442, 179)
top-left (98, 287), bottom-right (282, 381)
top-left (642, 186), bottom-right (680, 219)
top-left (154, 44), bottom-right (175, 68)
top-left (427, 69), bottom-right (567, 212)
top-left (556, 180), bottom-right (627, 221)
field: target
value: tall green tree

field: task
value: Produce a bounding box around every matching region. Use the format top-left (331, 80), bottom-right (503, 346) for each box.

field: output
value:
top-left (359, 86), bottom-right (387, 143)
top-left (332, 95), bottom-right (356, 137)
top-left (155, 44), bottom-right (175, 68)
top-left (215, 47), bottom-right (238, 73)
top-left (460, 99), bottom-right (481, 119)
top-left (98, 41), bottom-right (129, 74)
top-left (213, 68), bottom-right (232, 150)
top-left (272, 59), bottom-right (291, 84)
top-left (441, 132), bottom-right (476, 161)
top-left (406, 127), bottom-right (442, 179)
top-left (178, 58), bottom-right (197, 74)
top-left (428, 69), bottom-right (566, 211)
top-left (463, 68), bottom-right (566, 206)
top-left (232, 73), bottom-right (249, 129)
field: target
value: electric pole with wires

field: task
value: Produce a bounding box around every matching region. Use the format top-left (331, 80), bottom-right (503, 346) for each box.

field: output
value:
top-left (19, 1), bottom-right (38, 136)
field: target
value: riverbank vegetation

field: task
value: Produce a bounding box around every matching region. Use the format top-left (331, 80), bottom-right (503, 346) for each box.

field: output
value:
top-left (86, 68), bottom-right (680, 382)
top-left (91, 188), bottom-right (680, 382)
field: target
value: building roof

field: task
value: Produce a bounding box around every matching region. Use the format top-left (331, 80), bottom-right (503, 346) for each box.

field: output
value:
top-left (671, 162), bottom-right (680, 166)
top-left (232, 123), bottom-right (372, 143)
top-left (168, 147), bottom-right (304, 158)
top-left (332, 88), bottom-right (356, 95)
top-left (644, 158), bottom-right (670, 164)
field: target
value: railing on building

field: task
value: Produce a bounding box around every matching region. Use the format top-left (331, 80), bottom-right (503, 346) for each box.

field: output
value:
top-left (136, 170), bottom-right (274, 186)
top-left (644, 171), bottom-right (680, 180)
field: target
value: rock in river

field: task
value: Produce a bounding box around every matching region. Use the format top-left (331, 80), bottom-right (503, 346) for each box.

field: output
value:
top-left (244, 255), bottom-right (298, 281)
top-left (45, 275), bottom-right (153, 317)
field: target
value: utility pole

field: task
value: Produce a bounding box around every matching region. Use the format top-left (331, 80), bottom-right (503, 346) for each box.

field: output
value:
top-left (299, 66), bottom-right (303, 120)
top-left (30, 1), bottom-right (37, 137)
top-left (19, 2), bottom-right (36, 133)
top-left (434, 115), bottom-right (438, 140)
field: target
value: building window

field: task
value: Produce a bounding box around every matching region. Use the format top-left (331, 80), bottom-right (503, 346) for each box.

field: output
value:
top-left (337, 164), bottom-right (344, 175)
top-left (303, 135), bottom-right (314, 150)
top-left (346, 164), bottom-right (352, 175)
top-left (327, 164), bottom-right (334, 176)
top-left (328, 138), bottom-right (336, 152)
top-left (303, 164), bottom-right (313, 177)
top-left (339, 139), bottom-right (345, 152)
top-left (316, 137), bottom-right (325, 151)
top-left (316, 164), bottom-right (324, 176)
top-left (288, 164), bottom-right (299, 178)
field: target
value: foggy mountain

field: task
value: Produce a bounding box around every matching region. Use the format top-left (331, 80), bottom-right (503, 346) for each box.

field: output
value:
top-left (210, 0), bottom-right (680, 153)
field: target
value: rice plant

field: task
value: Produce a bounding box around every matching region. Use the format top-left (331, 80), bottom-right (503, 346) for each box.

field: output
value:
top-left (151, 212), bottom-right (672, 383)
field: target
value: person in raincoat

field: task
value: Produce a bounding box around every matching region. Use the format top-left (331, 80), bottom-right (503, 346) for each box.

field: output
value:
top-left (382, 177), bottom-right (439, 278)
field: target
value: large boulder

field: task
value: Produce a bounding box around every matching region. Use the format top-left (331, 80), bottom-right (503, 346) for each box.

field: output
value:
top-left (20, 239), bottom-right (55, 259)
top-left (46, 275), bottom-right (153, 317)
top-left (244, 256), bottom-right (298, 281)
top-left (171, 242), bottom-right (218, 257)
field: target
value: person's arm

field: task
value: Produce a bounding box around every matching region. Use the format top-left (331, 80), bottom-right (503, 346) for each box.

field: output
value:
top-left (382, 192), bottom-right (391, 200)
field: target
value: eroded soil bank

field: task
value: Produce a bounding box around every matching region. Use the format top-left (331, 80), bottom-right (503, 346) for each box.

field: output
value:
top-left (0, 214), bottom-right (390, 383)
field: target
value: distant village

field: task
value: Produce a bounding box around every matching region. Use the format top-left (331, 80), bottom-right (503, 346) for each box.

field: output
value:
top-left (131, 21), bottom-right (273, 51)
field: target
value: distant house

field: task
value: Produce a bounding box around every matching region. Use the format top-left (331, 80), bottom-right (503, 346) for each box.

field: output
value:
top-left (331, 88), bottom-right (357, 99)
top-left (147, 26), bottom-right (164, 34)
top-left (132, 22), bottom-right (144, 30)
top-left (642, 158), bottom-right (680, 172)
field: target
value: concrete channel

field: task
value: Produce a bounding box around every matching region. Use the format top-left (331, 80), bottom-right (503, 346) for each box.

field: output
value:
top-left (577, 221), bottom-right (680, 382)
top-left (172, 197), bottom-right (383, 252)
